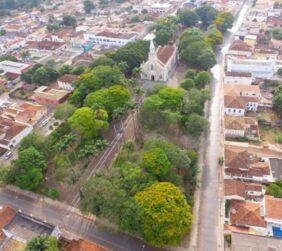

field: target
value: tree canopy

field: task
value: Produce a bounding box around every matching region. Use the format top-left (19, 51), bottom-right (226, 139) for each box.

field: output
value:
top-left (68, 107), bottom-right (108, 139)
top-left (196, 5), bottom-right (218, 26)
top-left (178, 9), bottom-right (200, 27)
top-left (135, 182), bottom-right (192, 247)
top-left (142, 148), bottom-right (171, 179)
top-left (84, 85), bottom-right (131, 116)
top-left (273, 86), bottom-right (282, 117)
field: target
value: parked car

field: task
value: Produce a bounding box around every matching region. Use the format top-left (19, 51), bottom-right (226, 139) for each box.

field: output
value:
top-left (4, 151), bottom-right (13, 160)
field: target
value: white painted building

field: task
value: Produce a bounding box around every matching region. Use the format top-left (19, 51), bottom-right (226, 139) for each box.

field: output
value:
top-left (84, 30), bottom-right (138, 47)
top-left (147, 3), bottom-right (172, 13)
top-left (224, 72), bottom-right (253, 85)
top-left (0, 60), bottom-right (31, 75)
top-left (226, 56), bottom-right (276, 79)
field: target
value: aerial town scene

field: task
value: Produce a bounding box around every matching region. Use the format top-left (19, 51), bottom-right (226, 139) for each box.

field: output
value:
top-left (0, 0), bottom-right (281, 250)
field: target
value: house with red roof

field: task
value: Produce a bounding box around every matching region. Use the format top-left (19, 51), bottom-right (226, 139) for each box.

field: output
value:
top-left (140, 40), bottom-right (177, 82)
top-left (224, 147), bottom-right (272, 183)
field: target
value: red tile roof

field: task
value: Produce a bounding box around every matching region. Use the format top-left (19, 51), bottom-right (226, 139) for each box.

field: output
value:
top-left (230, 200), bottom-right (266, 228)
top-left (224, 179), bottom-right (262, 199)
top-left (156, 45), bottom-right (176, 65)
top-left (265, 195), bottom-right (282, 220)
top-left (0, 206), bottom-right (16, 229)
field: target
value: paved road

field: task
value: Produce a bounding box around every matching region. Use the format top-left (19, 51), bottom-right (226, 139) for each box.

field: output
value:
top-left (194, 3), bottom-right (250, 251)
top-left (0, 188), bottom-right (167, 251)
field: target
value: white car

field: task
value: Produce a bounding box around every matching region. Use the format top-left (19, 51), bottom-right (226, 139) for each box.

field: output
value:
top-left (4, 151), bottom-right (13, 160)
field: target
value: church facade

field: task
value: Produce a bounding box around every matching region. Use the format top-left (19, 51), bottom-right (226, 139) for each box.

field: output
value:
top-left (140, 40), bottom-right (177, 82)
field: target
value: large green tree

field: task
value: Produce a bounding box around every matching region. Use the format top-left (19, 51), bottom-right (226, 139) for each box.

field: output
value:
top-left (84, 85), bottom-right (131, 115)
top-left (68, 107), bottom-right (108, 139)
top-left (178, 9), bottom-right (199, 27)
top-left (135, 182), bottom-right (192, 247)
top-left (142, 148), bottom-right (171, 179)
top-left (113, 40), bottom-right (150, 73)
top-left (196, 5), bottom-right (218, 26)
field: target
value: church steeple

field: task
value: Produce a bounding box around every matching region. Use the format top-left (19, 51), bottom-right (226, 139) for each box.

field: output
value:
top-left (149, 39), bottom-right (156, 59)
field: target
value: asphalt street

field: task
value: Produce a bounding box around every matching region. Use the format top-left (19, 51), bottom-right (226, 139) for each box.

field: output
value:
top-left (0, 188), bottom-right (167, 251)
top-left (195, 3), bottom-right (250, 251)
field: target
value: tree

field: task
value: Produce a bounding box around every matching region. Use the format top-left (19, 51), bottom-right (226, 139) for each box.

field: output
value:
top-left (14, 146), bottom-right (46, 171)
top-left (196, 5), bottom-right (218, 26)
top-left (154, 29), bottom-right (171, 46)
top-left (19, 133), bottom-right (49, 157)
top-left (114, 40), bottom-right (150, 73)
top-left (15, 167), bottom-right (43, 191)
top-left (68, 107), bottom-right (108, 139)
top-left (205, 25), bottom-right (223, 49)
top-left (179, 39), bottom-right (216, 70)
top-left (278, 68), bottom-right (282, 77)
top-left (180, 78), bottom-right (195, 90)
top-left (185, 113), bottom-right (209, 137)
top-left (0, 28), bottom-right (6, 36)
top-left (142, 148), bottom-right (171, 179)
top-left (135, 182), bottom-right (192, 247)
top-left (266, 181), bottom-right (282, 198)
top-left (214, 12), bottom-right (234, 33)
top-left (118, 198), bottom-right (143, 235)
top-left (58, 64), bottom-right (72, 75)
top-left (32, 67), bottom-right (49, 85)
top-left (158, 87), bottom-right (185, 110)
top-left (80, 175), bottom-right (127, 221)
top-left (178, 9), bottom-right (199, 27)
top-left (272, 28), bottom-right (282, 40)
top-left (194, 71), bottom-right (211, 88)
top-left (62, 14), bottom-right (76, 27)
top-left (84, 0), bottom-right (95, 14)
top-left (273, 86), bottom-right (282, 117)
top-left (185, 69), bottom-right (197, 79)
top-left (69, 65), bottom-right (125, 105)
top-left (54, 102), bottom-right (75, 120)
top-left (25, 236), bottom-right (59, 251)
top-left (84, 85), bottom-right (131, 115)
top-left (90, 56), bottom-right (115, 68)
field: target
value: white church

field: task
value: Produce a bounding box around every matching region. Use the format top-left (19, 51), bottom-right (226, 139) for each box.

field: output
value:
top-left (140, 40), bottom-right (177, 82)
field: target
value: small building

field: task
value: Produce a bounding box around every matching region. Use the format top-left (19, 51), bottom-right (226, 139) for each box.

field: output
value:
top-left (147, 3), bottom-right (172, 14)
top-left (0, 117), bottom-right (33, 150)
top-left (84, 30), bottom-right (138, 47)
top-left (31, 86), bottom-right (70, 107)
top-left (226, 56), bottom-right (276, 79)
top-left (224, 95), bottom-right (259, 116)
top-left (1, 102), bottom-right (47, 127)
top-left (224, 147), bottom-right (272, 183)
top-left (224, 115), bottom-right (259, 140)
top-left (231, 232), bottom-right (282, 251)
top-left (224, 84), bottom-right (261, 99)
top-left (57, 74), bottom-right (79, 91)
top-left (0, 61), bottom-right (31, 76)
top-left (228, 199), bottom-right (266, 233)
top-left (224, 71), bottom-right (253, 85)
top-left (140, 40), bottom-right (177, 82)
top-left (0, 206), bottom-right (61, 250)
top-left (224, 179), bottom-right (264, 202)
top-left (269, 158), bottom-right (282, 181)
top-left (265, 195), bottom-right (282, 237)
top-left (228, 39), bottom-right (253, 57)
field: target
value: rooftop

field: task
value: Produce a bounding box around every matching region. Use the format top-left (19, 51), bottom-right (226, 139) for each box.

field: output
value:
top-left (229, 199), bottom-right (266, 228)
top-left (156, 44), bottom-right (176, 65)
top-left (65, 239), bottom-right (109, 251)
top-left (4, 212), bottom-right (55, 241)
top-left (231, 232), bottom-right (282, 251)
top-left (265, 195), bottom-right (282, 220)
